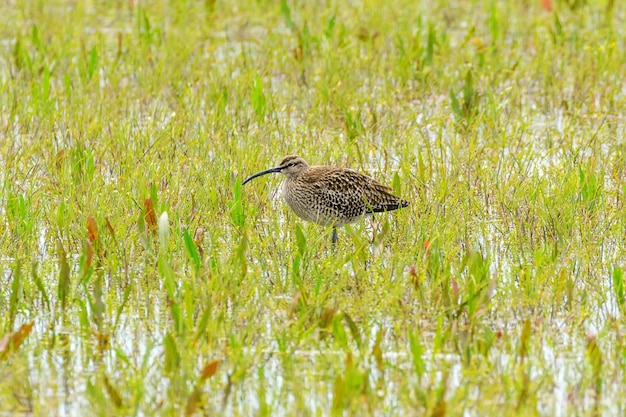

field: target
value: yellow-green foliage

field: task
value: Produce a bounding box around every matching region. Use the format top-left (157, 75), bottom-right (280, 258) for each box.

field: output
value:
top-left (1, 0), bottom-right (626, 415)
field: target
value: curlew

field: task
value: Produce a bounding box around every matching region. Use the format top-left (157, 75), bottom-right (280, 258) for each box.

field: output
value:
top-left (242, 155), bottom-right (409, 243)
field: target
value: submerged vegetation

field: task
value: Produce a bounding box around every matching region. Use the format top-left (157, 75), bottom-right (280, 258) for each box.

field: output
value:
top-left (1, 0), bottom-right (626, 415)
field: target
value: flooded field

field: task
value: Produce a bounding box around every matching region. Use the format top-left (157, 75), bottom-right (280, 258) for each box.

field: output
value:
top-left (1, 1), bottom-right (626, 415)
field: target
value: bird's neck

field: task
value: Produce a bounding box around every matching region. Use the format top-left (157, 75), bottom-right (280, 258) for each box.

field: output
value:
top-left (285, 170), bottom-right (308, 182)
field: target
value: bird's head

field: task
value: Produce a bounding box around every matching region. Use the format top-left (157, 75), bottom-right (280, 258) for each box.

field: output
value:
top-left (242, 155), bottom-right (310, 185)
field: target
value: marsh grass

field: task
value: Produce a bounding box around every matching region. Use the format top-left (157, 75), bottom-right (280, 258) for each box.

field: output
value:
top-left (1, 0), bottom-right (626, 415)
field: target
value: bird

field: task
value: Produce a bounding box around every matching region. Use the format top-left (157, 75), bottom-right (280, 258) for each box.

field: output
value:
top-left (242, 155), bottom-right (409, 243)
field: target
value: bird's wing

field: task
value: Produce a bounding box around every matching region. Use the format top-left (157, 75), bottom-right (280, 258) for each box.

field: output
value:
top-left (308, 168), bottom-right (407, 215)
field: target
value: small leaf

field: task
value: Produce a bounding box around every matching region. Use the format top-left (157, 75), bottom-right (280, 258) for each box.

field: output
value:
top-left (343, 313), bottom-right (362, 348)
top-left (449, 88), bottom-right (462, 118)
top-left (586, 334), bottom-right (603, 394)
top-left (193, 227), bottom-right (205, 259)
top-left (54, 150), bottom-right (66, 169)
top-left (32, 262), bottom-right (50, 311)
top-left (57, 239), bottom-right (71, 310)
top-left (450, 276), bottom-right (459, 297)
top-left (105, 216), bottom-right (117, 242)
top-left (82, 237), bottom-right (94, 281)
top-left (251, 73), bottom-right (267, 119)
top-left (518, 318), bottom-right (531, 361)
top-left (200, 359), bottom-right (222, 381)
top-left (164, 333), bottom-right (180, 373)
top-left (229, 182), bottom-right (245, 227)
top-left (324, 15), bottom-right (336, 38)
top-left (319, 307), bottom-right (335, 328)
top-left (280, 0), bottom-right (296, 31)
top-left (392, 172), bottom-right (401, 196)
top-left (462, 70), bottom-right (475, 113)
top-left (9, 260), bottom-right (22, 328)
top-left (409, 331), bottom-right (424, 381)
top-left (0, 322), bottom-right (35, 362)
top-left (87, 216), bottom-right (98, 241)
top-left (185, 389), bottom-right (202, 417)
top-left (553, 13), bottom-right (563, 42)
top-left (87, 45), bottom-right (98, 81)
top-left (425, 23), bottom-right (435, 65)
top-left (193, 306), bottom-right (212, 344)
top-left (103, 374), bottom-right (123, 408)
top-left (432, 372), bottom-right (449, 417)
top-left (289, 291), bottom-right (304, 317)
top-left (613, 266), bottom-right (625, 310)
top-left (144, 197), bottom-right (157, 230)
top-left (295, 224), bottom-right (306, 256)
top-left (185, 359), bottom-right (222, 416)
top-left (183, 229), bottom-right (201, 274)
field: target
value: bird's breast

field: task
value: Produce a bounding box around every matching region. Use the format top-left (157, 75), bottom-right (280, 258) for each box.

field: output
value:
top-left (282, 180), bottom-right (331, 226)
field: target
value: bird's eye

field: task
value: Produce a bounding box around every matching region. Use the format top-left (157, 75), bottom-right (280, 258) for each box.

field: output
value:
top-left (288, 162), bottom-right (295, 167)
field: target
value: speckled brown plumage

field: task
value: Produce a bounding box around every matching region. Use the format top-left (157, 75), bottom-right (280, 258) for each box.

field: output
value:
top-left (242, 155), bottom-right (409, 241)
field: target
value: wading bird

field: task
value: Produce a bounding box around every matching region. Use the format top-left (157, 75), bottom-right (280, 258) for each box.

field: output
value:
top-left (242, 155), bottom-right (409, 243)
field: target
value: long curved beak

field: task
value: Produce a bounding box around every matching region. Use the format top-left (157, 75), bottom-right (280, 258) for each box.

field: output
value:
top-left (242, 167), bottom-right (282, 185)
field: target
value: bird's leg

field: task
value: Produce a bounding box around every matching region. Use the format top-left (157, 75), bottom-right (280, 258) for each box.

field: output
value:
top-left (332, 227), bottom-right (338, 245)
